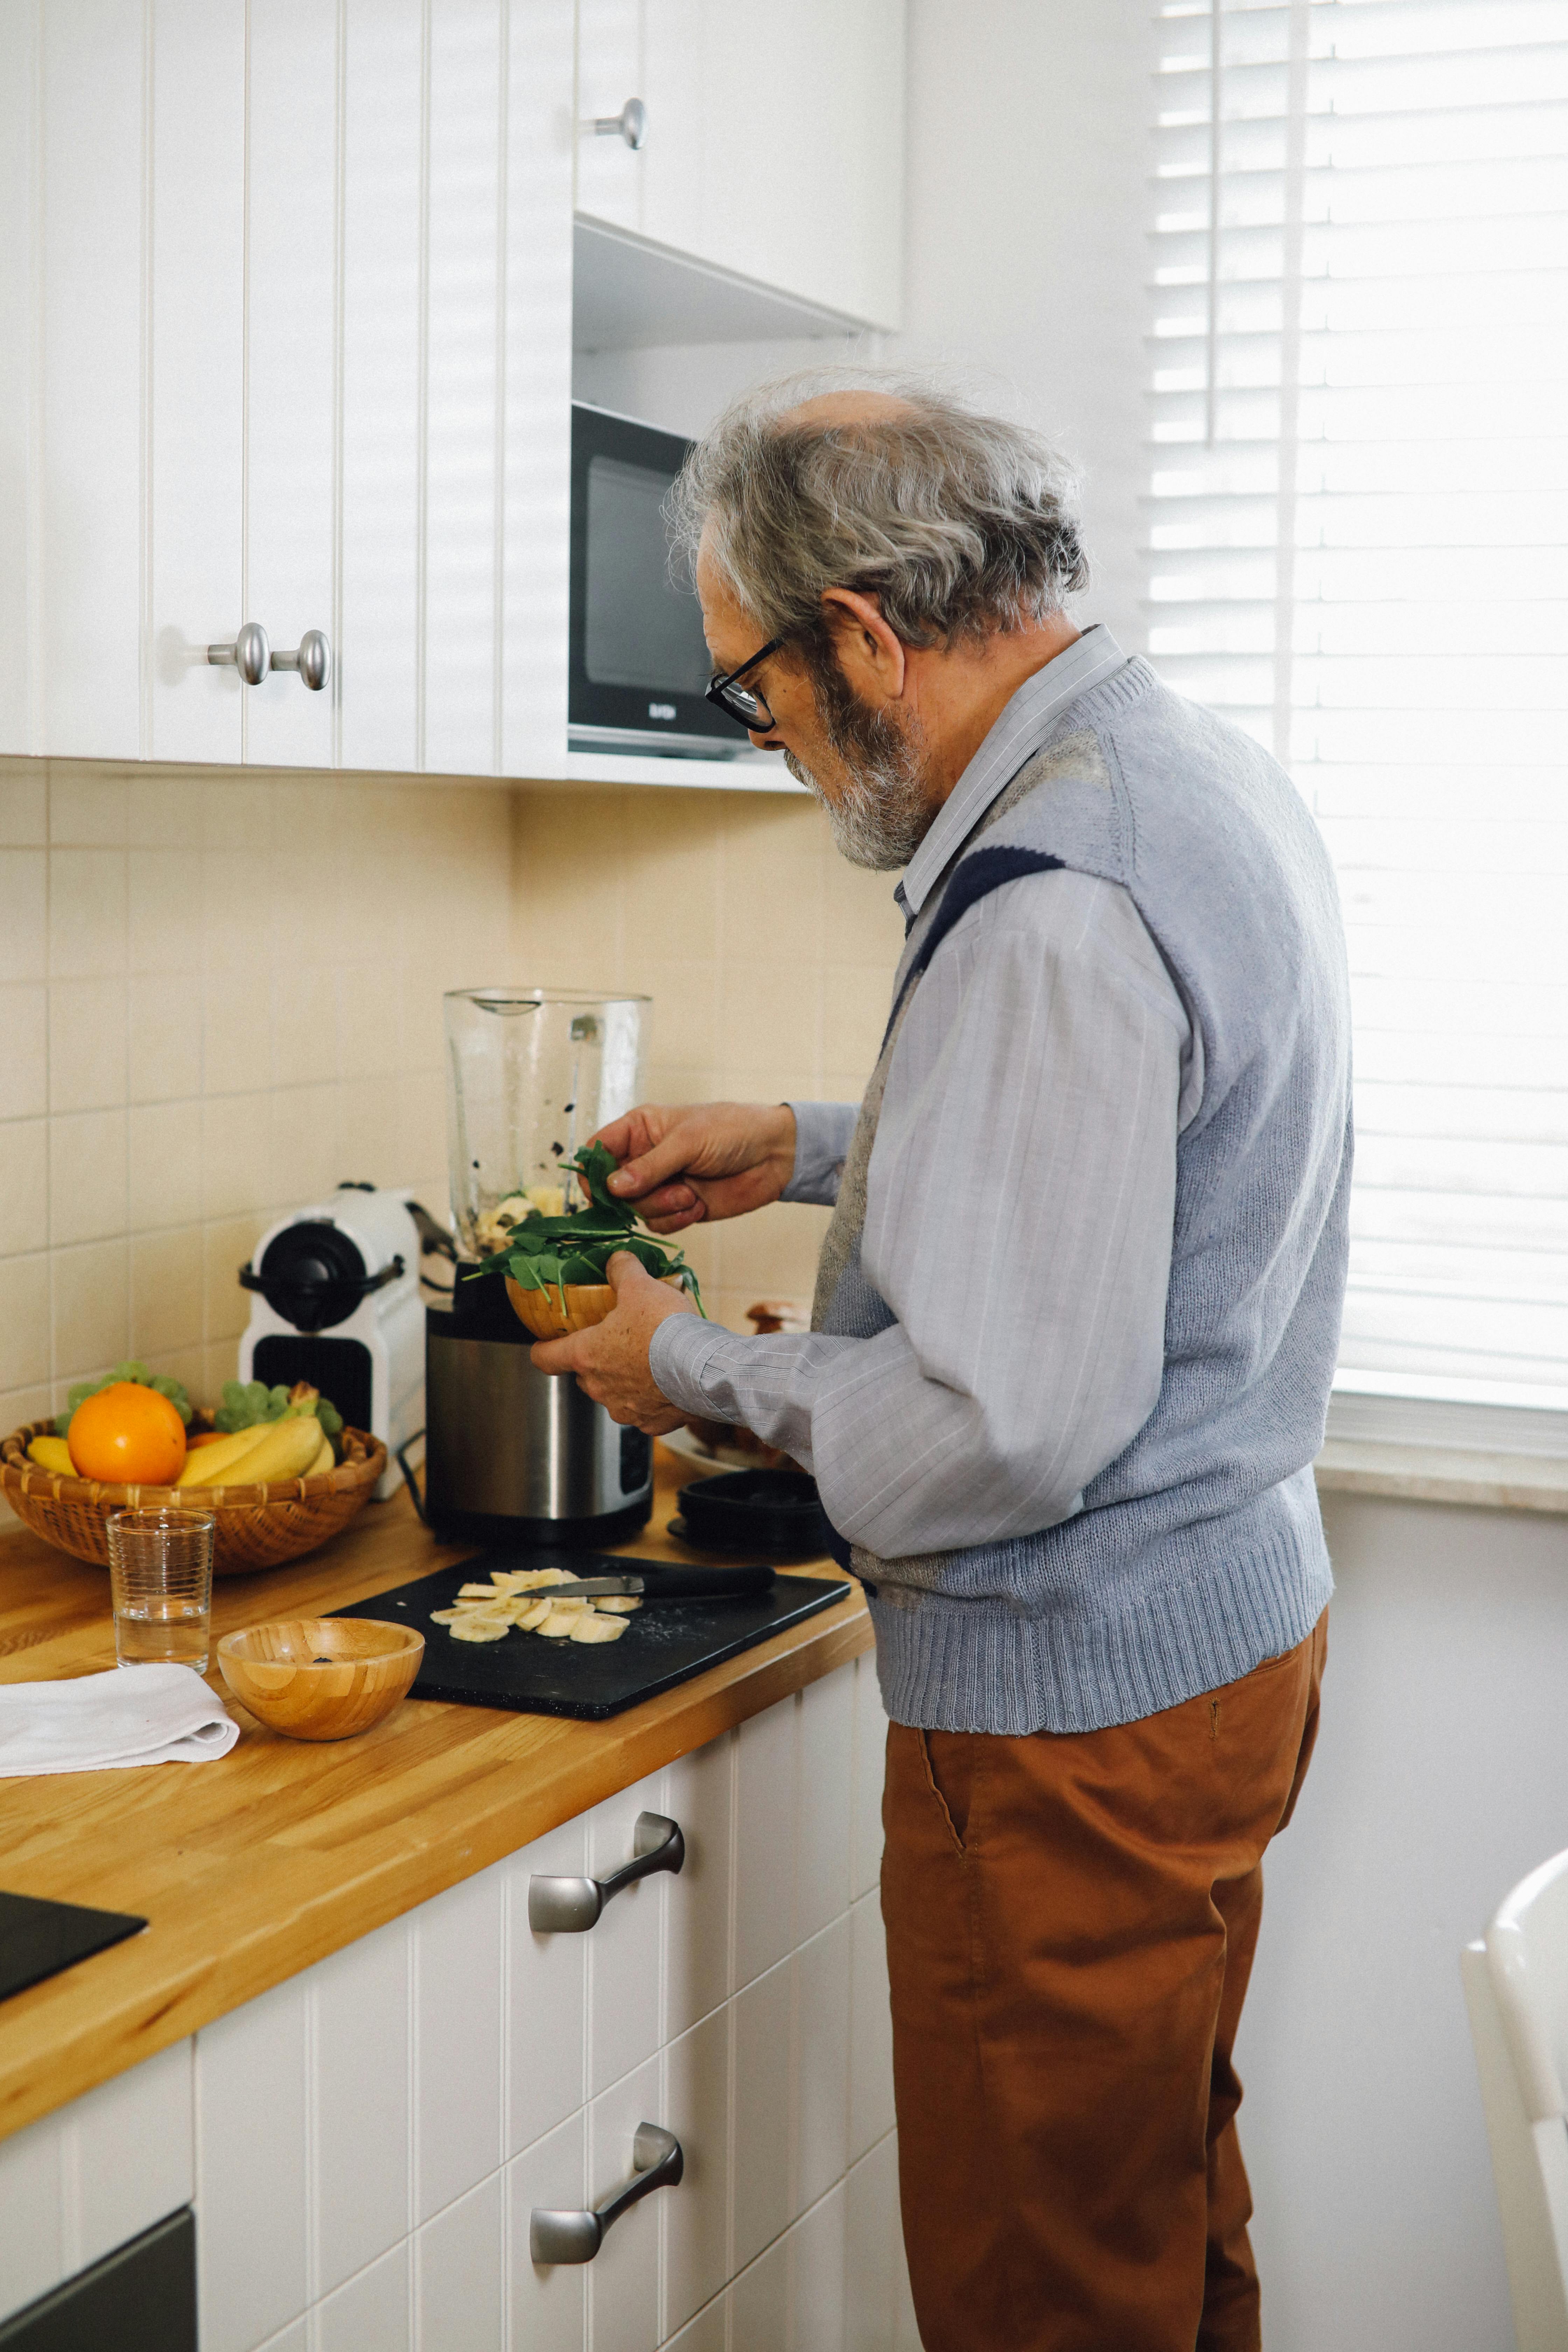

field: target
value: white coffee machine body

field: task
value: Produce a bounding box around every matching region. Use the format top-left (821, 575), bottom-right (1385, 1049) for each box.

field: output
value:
top-left (239, 1188), bottom-right (424, 1500)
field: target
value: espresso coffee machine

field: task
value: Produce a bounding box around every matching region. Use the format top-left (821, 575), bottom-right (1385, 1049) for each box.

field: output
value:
top-left (422, 986), bottom-right (655, 1548)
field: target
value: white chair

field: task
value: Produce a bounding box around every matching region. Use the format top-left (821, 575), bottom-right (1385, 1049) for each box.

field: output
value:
top-left (1464, 1849), bottom-right (1568, 2350)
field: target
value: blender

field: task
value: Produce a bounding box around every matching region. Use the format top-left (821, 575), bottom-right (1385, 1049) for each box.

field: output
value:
top-left (423, 987), bottom-right (655, 1547)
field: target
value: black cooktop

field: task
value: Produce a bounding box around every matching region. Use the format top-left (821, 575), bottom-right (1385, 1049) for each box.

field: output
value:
top-left (0, 1890), bottom-right (146, 2005)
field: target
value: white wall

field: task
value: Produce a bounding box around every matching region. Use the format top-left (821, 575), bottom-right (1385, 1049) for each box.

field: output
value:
top-left (894, 0), bottom-right (1151, 652)
top-left (1238, 1489), bottom-right (1568, 2352)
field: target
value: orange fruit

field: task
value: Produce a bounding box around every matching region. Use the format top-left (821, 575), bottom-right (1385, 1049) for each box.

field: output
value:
top-left (67, 1382), bottom-right (188, 1486)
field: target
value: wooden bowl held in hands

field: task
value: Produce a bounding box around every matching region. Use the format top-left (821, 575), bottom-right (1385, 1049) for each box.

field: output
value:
top-left (217, 1618), bottom-right (424, 1741)
top-left (505, 1272), bottom-right (686, 1341)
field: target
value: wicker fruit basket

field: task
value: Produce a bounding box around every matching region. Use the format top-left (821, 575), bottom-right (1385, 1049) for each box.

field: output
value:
top-left (0, 1420), bottom-right (387, 1577)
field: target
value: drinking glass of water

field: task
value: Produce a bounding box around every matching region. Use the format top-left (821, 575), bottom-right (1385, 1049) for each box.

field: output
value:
top-left (106, 1508), bottom-right (216, 1672)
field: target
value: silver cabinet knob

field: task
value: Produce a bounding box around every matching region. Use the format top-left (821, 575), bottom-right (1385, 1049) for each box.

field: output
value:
top-left (528, 1811), bottom-right (684, 1933)
top-left (272, 629), bottom-right (332, 691)
top-left (531, 2123), bottom-right (683, 2265)
top-left (205, 623), bottom-right (331, 691)
top-left (207, 621), bottom-right (271, 686)
top-left (591, 97), bottom-right (646, 148)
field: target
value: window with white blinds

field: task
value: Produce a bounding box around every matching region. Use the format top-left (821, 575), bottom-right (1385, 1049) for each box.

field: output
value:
top-left (1148, 0), bottom-right (1568, 1402)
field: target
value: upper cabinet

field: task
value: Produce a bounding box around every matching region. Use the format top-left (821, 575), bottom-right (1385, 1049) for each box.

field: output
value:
top-left (0, 0), bottom-right (574, 777)
top-left (574, 0), bottom-right (905, 334)
top-left (0, 1), bottom-right (904, 778)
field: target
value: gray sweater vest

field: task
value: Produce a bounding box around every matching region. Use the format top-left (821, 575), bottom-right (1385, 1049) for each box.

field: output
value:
top-left (814, 657), bottom-right (1351, 1734)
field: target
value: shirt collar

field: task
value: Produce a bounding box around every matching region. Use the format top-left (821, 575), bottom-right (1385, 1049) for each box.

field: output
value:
top-left (894, 625), bottom-right (1129, 921)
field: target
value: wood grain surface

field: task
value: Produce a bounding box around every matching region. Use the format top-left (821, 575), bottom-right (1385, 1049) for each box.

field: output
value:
top-left (0, 1446), bottom-right (869, 2144)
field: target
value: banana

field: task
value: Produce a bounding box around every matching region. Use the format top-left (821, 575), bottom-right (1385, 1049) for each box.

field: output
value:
top-left (28, 1435), bottom-right (75, 1476)
top-left (176, 1426), bottom-right (280, 1487)
top-left (306, 1430), bottom-right (335, 1477)
top-left (188, 1413), bottom-right (324, 1489)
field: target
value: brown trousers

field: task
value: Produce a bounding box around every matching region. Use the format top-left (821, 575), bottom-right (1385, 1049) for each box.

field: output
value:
top-left (881, 1613), bottom-right (1326, 2352)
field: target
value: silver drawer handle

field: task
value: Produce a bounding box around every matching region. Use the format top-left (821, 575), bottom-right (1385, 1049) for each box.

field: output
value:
top-left (528, 1810), bottom-right (684, 1933)
top-left (531, 2122), bottom-right (682, 2264)
top-left (590, 96), bottom-right (646, 148)
top-left (207, 623), bottom-right (332, 691)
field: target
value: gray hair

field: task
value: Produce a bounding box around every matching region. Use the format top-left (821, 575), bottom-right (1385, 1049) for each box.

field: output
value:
top-left (667, 371), bottom-right (1088, 650)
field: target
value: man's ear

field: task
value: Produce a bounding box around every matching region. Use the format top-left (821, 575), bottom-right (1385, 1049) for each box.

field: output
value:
top-left (821, 587), bottom-right (908, 708)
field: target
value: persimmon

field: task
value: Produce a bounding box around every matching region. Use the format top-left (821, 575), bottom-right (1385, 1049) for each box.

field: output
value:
top-left (67, 1381), bottom-right (187, 1485)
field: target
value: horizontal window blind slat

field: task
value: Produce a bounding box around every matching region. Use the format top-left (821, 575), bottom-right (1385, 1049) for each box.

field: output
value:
top-left (1148, 0), bottom-right (1568, 1399)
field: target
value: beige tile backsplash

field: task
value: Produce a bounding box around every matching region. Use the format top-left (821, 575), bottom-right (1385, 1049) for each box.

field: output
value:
top-left (510, 783), bottom-right (904, 1336)
top-left (1, 762), bottom-right (903, 1503)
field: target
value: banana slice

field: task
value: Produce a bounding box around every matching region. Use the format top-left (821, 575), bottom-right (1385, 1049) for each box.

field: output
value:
top-left (593, 1595), bottom-right (641, 1615)
top-left (448, 1614), bottom-right (512, 1643)
top-left (570, 1611), bottom-right (627, 1643)
top-left (513, 1598), bottom-right (554, 1632)
top-left (458, 1582), bottom-right (504, 1600)
top-left (536, 1602), bottom-right (591, 1638)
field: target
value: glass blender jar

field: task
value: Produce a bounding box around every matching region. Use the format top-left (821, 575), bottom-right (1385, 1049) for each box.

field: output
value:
top-left (443, 988), bottom-right (649, 1259)
top-left (424, 987), bottom-right (656, 1548)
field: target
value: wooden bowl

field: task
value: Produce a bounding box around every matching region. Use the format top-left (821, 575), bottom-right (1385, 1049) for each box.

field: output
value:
top-left (217, 1618), bottom-right (424, 1741)
top-left (0, 1420), bottom-right (387, 1577)
top-left (505, 1272), bottom-right (685, 1340)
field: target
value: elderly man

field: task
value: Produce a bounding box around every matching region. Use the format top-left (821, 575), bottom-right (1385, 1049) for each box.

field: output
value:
top-left (532, 381), bottom-right (1351, 2352)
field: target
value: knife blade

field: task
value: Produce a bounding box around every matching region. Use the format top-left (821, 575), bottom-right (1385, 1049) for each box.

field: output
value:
top-left (542, 1563), bottom-right (775, 1602)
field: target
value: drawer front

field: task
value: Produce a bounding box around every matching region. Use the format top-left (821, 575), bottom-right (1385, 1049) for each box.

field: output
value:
top-left (182, 1656), bottom-right (894, 2352)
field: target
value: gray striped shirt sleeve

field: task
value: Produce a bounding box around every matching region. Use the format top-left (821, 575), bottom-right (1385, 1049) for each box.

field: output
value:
top-left (650, 872), bottom-right (1189, 1560)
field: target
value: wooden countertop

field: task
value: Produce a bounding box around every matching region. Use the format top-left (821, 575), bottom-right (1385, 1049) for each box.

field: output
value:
top-left (0, 1447), bottom-right (868, 2144)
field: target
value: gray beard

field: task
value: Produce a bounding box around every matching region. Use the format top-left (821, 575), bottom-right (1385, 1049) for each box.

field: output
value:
top-left (784, 672), bottom-right (934, 871)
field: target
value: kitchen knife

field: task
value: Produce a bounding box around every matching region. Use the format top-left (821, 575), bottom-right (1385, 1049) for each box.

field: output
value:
top-left (543, 1564), bottom-right (775, 1602)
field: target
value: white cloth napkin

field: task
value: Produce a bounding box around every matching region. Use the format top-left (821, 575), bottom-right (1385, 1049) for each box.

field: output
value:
top-left (0, 1665), bottom-right (240, 1777)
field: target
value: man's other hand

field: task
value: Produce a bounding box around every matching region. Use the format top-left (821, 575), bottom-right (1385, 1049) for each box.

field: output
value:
top-left (529, 1252), bottom-right (697, 1432)
top-left (588, 1101), bottom-right (797, 1233)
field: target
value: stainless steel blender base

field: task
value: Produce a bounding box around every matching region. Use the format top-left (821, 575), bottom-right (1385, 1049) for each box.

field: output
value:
top-left (424, 1295), bottom-right (653, 1546)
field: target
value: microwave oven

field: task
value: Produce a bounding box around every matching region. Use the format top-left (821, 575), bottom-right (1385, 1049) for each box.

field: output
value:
top-left (568, 401), bottom-right (752, 758)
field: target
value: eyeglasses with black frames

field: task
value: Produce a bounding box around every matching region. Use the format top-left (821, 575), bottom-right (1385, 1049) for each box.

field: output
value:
top-left (704, 635), bottom-right (788, 732)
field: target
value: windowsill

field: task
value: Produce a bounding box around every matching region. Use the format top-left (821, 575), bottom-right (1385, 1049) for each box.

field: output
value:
top-left (1314, 1440), bottom-right (1568, 1516)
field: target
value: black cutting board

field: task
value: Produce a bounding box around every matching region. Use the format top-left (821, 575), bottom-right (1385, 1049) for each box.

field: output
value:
top-left (332, 1551), bottom-right (851, 1721)
top-left (0, 1890), bottom-right (146, 2005)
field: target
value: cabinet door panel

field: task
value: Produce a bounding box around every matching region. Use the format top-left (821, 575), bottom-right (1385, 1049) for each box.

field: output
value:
top-left (415, 2171), bottom-right (505, 2352)
top-left (423, 0), bottom-right (503, 777)
top-left (788, 2177), bottom-right (848, 2352)
top-left (734, 1689), bottom-right (799, 1991)
top-left (579, 0), bottom-right (905, 330)
top-left (244, 0), bottom-right (337, 772)
top-left (499, 0), bottom-right (573, 780)
top-left (792, 1913), bottom-right (852, 2220)
top-left (584, 2054), bottom-right (662, 2352)
top-left (147, 0), bottom-right (245, 767)
top-left (506, 1816), bottom-right (590, 2157)
top-left (40, 0), bottom-right (145, 759)
top-left (341, 0), bottom-right (423, 776)
top-left (194, 1975), bottom-right (310, 2352)
top-left (660, 2004), bottom-right (731, 2340)
top-left (412, 1862), bottom-right (505, 2224)
top-left (585, 1770), bottom-right (666, 2099)
top-left (663, 1729), bottom-right (733, 2043)
top-left (573, 0), bottom-right (642, 233)
top-left (505, 2111), bottom-right (588, 2352)
top-left (680, 0), bottom-right (904, 327)
top-left (310, 1914), bottom-right (413, 2302)
top-left (796, 1663), bottom-right (855, 1945)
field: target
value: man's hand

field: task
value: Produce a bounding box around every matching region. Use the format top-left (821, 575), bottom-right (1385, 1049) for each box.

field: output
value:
top-left (589, 1101), bottom-right (797, 1234)
top-left (529, 1253), bottom-right (696, 1432)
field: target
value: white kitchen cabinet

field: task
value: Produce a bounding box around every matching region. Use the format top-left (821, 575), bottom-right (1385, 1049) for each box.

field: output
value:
top-left (574, 0), bottom-right (905, 332)
top-left (0, 0), bottom-right (574, 779)
top-left (0, 1657), bottom-right (905, 2352)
